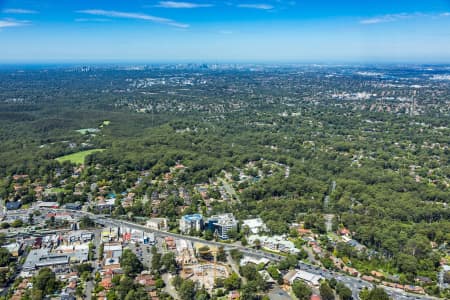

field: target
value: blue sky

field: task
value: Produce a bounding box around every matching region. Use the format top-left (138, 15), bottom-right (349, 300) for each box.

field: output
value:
top-left (1, 0), bottom-right (450, 63)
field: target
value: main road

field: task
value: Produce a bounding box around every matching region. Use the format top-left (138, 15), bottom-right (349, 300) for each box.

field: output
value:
top-left (64, 209), bottom-right (437, 300)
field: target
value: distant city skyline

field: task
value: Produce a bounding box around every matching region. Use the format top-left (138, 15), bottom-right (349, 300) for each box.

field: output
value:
top-left (1, 0), bottom-right (450, 63)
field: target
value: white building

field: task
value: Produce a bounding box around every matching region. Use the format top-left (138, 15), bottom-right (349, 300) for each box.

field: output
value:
top-left (283, 269), bottom-right (324, 286)
top-left (146, 218), bottom-right (169, 231)
top-left (239, 256), bottom-right (270, 267)
top-left (242, 218), bottom-right (267, 234)
top-left (36, 201), bottom-right (60, 209)
top-left (180, 214), bottom-right (204, 234)
top-left (207, 213), bottom-right (238, 240)
top-left (103, 243), bottom-right (122, 259)
top-left (248, 234), bottom-right (299, 254)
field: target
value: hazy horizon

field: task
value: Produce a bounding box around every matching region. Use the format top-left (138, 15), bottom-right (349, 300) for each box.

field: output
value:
top-left (1, 0), bottom-right (450, 63)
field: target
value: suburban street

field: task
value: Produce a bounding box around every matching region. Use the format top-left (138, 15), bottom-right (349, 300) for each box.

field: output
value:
top-left (85, 229), bottom-right (102, 300)
top-left (57, 208), bottom-right (441, 300)
top-left (218, 178), bottom-right (240, 202)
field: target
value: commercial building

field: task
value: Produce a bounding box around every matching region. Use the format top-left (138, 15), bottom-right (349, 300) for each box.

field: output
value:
top-left (55, 244), bottom-right (89, 264)
top-left (46, 212), bottom-right (74, 223)
top-left (36, 201), bottom-right (60, 209)
top-left (283, 269), bottom-right (324, 286)
top-left (207, 213), bottom-right (238, 240)
top-left (103, 243), bottom-right (122, 259)
top-left (239, 256), bottom-right (270, 267)
top-left (180, 214), bottom-right (204, 234)
top-left (146, 218), bottom-right (169, 231)
top-left (23, 248), bottom-right (70, 271)
top-left (67, 231), bottom-right (94, 243)
top-left (102, 227), bottom-right (119, 242)
top-left (242, 218), bottom-right (267, 234)
top-left (248, 234), bottom-right (299, 254)
top-left (144, 233), bottom-right (156, 245)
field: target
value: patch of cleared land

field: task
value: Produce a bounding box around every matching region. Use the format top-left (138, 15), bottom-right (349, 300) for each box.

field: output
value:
top-left (55, 149), bottom-right (105, 164)
top-left (76, 128), bottom-right (100, 134)
top-left (100, 120), bottom-right (111, 128)
top-left (49, 187), bottom-right (65, 193)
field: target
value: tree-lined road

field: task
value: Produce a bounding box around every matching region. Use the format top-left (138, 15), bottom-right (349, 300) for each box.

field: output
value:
top-left (61, 209), bottom-right (438, 300)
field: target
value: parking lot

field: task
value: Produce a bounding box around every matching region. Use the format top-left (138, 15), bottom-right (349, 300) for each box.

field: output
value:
top-left (126, 241), bottom-right (154, 269)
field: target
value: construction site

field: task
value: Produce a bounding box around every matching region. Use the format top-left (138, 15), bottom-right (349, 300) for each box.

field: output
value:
top-left (177, 241), bottom-right (231, 291)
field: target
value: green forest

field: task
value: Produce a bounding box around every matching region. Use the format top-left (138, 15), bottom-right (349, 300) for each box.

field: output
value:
top-left (0, 65), bottom-right (449, 296)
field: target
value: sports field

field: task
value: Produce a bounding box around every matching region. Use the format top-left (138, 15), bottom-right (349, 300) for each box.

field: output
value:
top-left (55, 149), bottom-right (105, 164)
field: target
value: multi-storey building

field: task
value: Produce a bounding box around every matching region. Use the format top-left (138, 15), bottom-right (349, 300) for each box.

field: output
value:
top-left (179, 214), bottom-right (204, 234)
top-left (207, 213), bottom-right (238, 240)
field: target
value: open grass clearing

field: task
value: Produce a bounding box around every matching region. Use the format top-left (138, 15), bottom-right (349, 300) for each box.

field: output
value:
top-left (55, 149), bottom-right (105, 164)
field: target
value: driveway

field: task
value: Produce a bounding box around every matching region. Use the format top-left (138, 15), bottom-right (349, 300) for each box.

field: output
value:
top-left (162, 273), bottom-right (179, 300)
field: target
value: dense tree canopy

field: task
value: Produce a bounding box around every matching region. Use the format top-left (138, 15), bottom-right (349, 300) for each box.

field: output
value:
top-left (0, 66), bottom-right (449, 292)
top-left (121, 249), bottom-right (143, 276)
top-left (31, 268), bottom-right (59, 299)
top-left (292, 280), bottom-right (312, 300)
